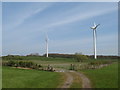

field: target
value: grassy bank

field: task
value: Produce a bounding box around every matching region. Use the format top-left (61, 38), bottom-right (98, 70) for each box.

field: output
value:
top-left (81, 63), bottom-right (118, 88)
top-left (2, 66), bottom-right (63, 88)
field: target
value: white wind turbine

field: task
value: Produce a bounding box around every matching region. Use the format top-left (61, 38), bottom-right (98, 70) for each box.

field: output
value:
top-left (90, 22), bottom-right (100, 59)
top-left (45, 34), bottom-right (49, 57)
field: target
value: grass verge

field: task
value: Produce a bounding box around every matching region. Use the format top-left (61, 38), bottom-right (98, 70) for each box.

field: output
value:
top-left (80, 63), bottom-right (118, 88)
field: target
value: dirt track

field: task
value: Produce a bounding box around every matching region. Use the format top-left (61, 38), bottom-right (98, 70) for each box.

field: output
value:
top-left (73, 71), bottom-right (91, 88)
top-left (59, 70), bottom-right (91, 88)
top-left (61, 72), bottom-right (73, 88)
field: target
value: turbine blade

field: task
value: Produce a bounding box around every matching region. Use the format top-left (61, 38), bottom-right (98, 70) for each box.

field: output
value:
top-left (45, 33), bottom-right (48, 42)
top-left (96, 24), bottom-right (100, 28)
top-left (94, 22), bottom-right (96, 26)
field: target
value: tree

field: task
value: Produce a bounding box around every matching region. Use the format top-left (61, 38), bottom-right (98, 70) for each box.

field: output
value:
top-left (74, 53), bottom-right (88, 62)
top-left (28, 53), bottom-right (39, 56)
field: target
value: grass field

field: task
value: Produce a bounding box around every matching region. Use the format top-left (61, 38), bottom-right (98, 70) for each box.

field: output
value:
top-left (81, 62), bottom-right (118, 88)
top-left (2, 66), bottom-right (63, 88)
top-left (2, 56), bottom-right (118, 88)
top-left (3, 56), bottom-right (75, 62)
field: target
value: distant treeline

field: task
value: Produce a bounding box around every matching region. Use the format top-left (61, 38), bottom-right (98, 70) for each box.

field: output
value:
top-left (44, 53), bottom-right (118, 59)
top-left (88, 55), bottom-right (118, 59)
top-left (2, 53), bottom-right (118, 60)
top-left (2, 55), bottom-right (26, 60)
top-left (43, 53), bottom-right (75, 58)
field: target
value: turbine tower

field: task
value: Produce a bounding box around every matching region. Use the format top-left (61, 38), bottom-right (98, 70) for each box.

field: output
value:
top-left (90, 22), bottom-right (100, 59)
top-left (45, 34), bottom-right (48, 58)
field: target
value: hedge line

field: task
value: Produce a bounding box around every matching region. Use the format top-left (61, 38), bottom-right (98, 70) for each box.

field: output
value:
top-left (2, 61), bottom-right (42, 69)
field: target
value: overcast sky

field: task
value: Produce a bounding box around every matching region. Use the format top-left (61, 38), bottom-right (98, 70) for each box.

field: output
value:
top-left (2, 2), bottom-right (118, 56)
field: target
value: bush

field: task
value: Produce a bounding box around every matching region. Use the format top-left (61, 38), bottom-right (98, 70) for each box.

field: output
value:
top-left (25, 61), bottom-right (34, 68)
top-left (2, 61), bottom-right (45, 71)
top-left (7, 60), bottom-right (16, 66)
top-left (74, 53), bottom-right (88, 62)
top-left (18, 61), bottom-right (25, 67)
top-left (88, 60), bottom-right (113, 66)
top-left (2, 55), bottom-right (23, 60)
top-left (2, 61), bottom-right (35, 68)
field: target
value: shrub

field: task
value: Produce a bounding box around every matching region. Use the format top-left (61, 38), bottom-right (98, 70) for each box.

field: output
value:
top-left (7, 60), bottom-right (16, 66)
top-left (32, 64), bottom-right (39, 69)
top-left (18, 61), bottom-right (25, 67)
top-left (2, 61), bottom-right (35, 68)
top-left (89, 60), bottom-right (112, 66)
top-left (25, 61), bottom-right (34, 68)
top-left (74, 53), bottom-right (88, 62)
top-left (2, 55), bottom-right (23, 60)
top-left (2, 61), bottom-right (44, 71)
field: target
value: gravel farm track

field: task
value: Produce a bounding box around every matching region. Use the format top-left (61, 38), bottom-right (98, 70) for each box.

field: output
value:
top-left (56, 69), bottom-right (91, 88)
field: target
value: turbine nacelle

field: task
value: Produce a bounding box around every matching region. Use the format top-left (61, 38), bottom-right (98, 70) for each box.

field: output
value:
top-left (90, 22), bottom-right (100, 30)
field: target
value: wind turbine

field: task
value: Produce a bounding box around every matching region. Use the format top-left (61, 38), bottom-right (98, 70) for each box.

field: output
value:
top-left (45, 33), bottom-right (48, 58)
top-left (90, 22), bottom-right (100, 59)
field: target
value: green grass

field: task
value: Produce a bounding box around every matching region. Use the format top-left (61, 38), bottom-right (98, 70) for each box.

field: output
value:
top-left (2, 57), bottom-right (118, 88)
top-left (3, 56), bottom-right (75, 62)
top-left (2, 66), bottom-right (63, 88)
top-left (3, 57), bottom-right (76, 65)
top-left (80, 63), bottom-right (118, 88)
top-left (0, 66), bottom-right (1, 89)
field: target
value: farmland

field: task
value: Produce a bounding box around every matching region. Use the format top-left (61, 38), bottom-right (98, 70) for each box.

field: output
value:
top-left (2, 55), bottom-right (118, 88)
